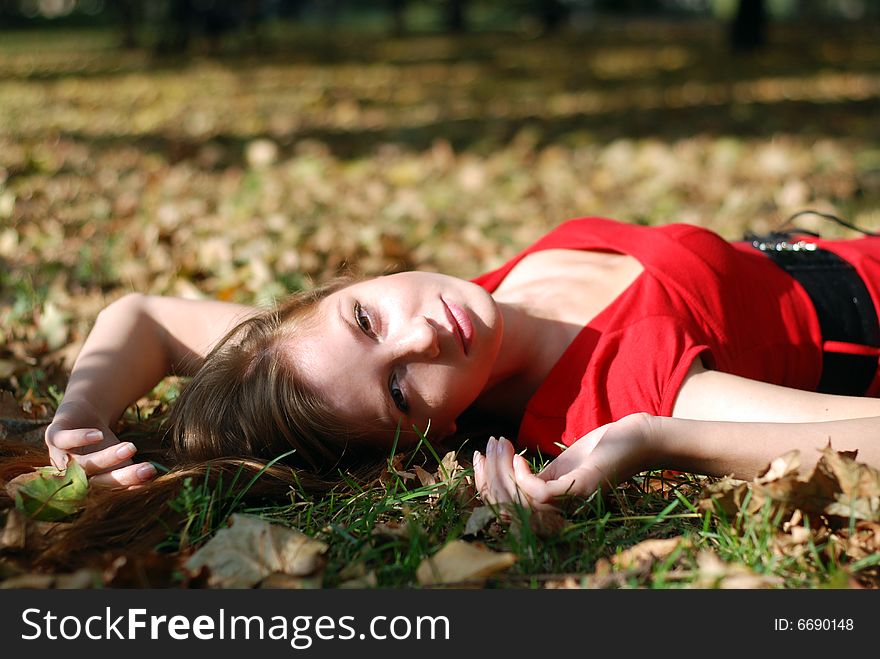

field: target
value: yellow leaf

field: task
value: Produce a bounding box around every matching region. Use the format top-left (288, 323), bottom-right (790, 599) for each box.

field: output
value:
top-left (416, 540), bottom-right (516, 587)
top-left (184, 514), bottom-right (327, 589)
top-left (611, 537), bottom-right (686, 570)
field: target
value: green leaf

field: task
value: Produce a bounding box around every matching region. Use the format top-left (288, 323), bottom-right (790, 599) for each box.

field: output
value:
top-left (8, 461), bottom-right (89, 521)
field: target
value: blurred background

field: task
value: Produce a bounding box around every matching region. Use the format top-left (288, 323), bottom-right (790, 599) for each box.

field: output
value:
top-left (0, 0), bottom-right (878, 408)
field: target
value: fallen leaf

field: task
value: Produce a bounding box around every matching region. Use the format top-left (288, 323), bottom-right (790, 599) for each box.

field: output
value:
top-left (335, 561), bottom-right (380, 589)
top-left (337, 571), bottom-right (378, 589)
top-left (184, 514), bottom-right (327, 589)
top-left (437, 451), bottom-right (461, 481)
top-left (463, 506), bottom-right (496, 536)
top-left (755, 450), bottom-right (801, 485)
top-left (0, 508), bottom-right (26, 550)
top-left (6, 460), bottom-right (88, 521)
top-left (371, 520), bottom-right (410, 540)
top-left (0, 573), bottom-right (56, 589)
top-left (816, 446), bottom-right (880, 520)
top-left (698, 476), bottom-right (751, 517)
top-left (259, 572), bottom-right (323, 589)
top-left (416, 539), bottom-right (516, 587)
top-left (543, 576), bottom-right (588, 589)
top-left (526, 509), bottom-right (568, 538)
top-left (414, 465), bottom-right (436, 488)
top-left (378, 453), bottom-right (416, 487)
top-left (0, 390), bottom-right (52, 441)
top-left (103, 552), bottom-right (182, 588)
top-left (36, 301), bottom-right (70, 352)
top-left (610, 537), bottom-right (687, 570)
top-left (693, 550), bottom-right (783, 589)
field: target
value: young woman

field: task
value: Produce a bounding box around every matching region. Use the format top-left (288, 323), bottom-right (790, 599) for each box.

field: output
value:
top-left (38, 216), bottom-right (880, 524)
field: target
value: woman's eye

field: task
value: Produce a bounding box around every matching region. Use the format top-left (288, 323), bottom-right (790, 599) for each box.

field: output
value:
top-left (389, 374), bottom-right (409, 414)
top-left (354, 301), bottom-right (373, 336)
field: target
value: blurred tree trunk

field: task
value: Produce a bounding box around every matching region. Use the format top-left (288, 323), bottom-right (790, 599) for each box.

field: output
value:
top-left (117, 0), bottom-right (140, 49)
top-left (158, 0), bottom-right (196, 54)
top-left (445, 0), bottom-right (467, 33)
top-left (534, 0), bottom-right (570, 34)
top-left (730, 0), bottom-right (767, 52)
top-left (389, 0), bottom-right (408, 35)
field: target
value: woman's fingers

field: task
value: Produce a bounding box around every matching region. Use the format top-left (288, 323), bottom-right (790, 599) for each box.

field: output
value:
top-left (45, 428), bottom-right (101, 469)
top-left (89, 462), bottom-right (158, 490)
top-left (485, 437), bottom-right (514, 503)
top-left (474, 437), bottom-right (542, 510)
top-left (47, 446), bottom-right (68, 471)
top-left (48, 428), bottom-right (105, 451)
top-left (67, 441), bottom-right (137, 476)
top-left (511, 454), bottom-right (553, 503)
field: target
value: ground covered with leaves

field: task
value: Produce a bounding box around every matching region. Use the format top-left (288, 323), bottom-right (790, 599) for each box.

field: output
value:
top-left (1, 19), bottom-right (880, 589)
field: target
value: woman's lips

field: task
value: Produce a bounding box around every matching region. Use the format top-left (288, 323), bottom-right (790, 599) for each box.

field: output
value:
top-left (442, 298), bottom-right (474, 356)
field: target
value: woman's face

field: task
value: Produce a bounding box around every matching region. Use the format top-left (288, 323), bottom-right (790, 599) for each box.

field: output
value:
top-left (291, 272), bottom-right (503, 446)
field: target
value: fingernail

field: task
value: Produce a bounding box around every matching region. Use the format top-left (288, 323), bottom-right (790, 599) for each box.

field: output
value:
top-left (85, 430), bottom-right (103, 441)
top-left (136, 463), bottom-right (156, 480)
top-left (116, 443), bottom-right (136, 459)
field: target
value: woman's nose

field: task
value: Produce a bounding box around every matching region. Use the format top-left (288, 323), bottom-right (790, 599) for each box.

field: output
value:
top-left (394, 317), bottom-right (440, 360)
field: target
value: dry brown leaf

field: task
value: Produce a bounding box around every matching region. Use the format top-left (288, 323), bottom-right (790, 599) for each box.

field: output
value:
top-left (701, 447), bottom-right (880, 525)
top-left (0, 573), bottom-right (56, 589)
top-left (816, 446), bottom-right (880, 520)
top-left (610, 537), bottom-right (687, 570)
top-left (184, 514), bottom-right (327, 589)
top-left (371, 520), bottom-right (410, 540)
top-left (0, 390), bottom-right (51, 441)
top-left (259, 572), bottom-right (323, 589)
top-left (693, 550), bottom-right (783, 589)
top-left (698, 476), bottom-right (751, 517)
top-left (643, 470), bottom-right (689, 495)
top-left (378, 454), bottom-right (416, 487)
top-left (544, 576), bottom-right (588, 589)
top-left (463, 506), bottom-right (496, 536)
top-left (840, 521), bottom-right (880, 561)
top-left (755, 450), bottom-right (801, 485)
top-left (527, 509), bottom-right (569, 538)
top-left (0, 508), bottom-right (26, 550)
top-left (772, 525), bottom-right (812, 559)
top-left (437, 451), bottom-right (461, 481)
top-left (416, 540), bottom-right (516, 587)
top-left (414, 465), bottom-right (436, 488)
top-left (103, 552), bottom-right (183, 588)
top-left (338, 571), bottom-right (379, 589)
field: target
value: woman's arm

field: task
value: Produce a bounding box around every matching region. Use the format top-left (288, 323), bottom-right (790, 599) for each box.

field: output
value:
top-left (474, 358), bottom-right (880, 508)
top-left (474, 413), bottom-right (880, 509)
top-left (652, 414), bottom-right (880, 481)
top-left (672, 359), bottom-right (880, 423)
top-left (47, 293), bottom-right (257, 487)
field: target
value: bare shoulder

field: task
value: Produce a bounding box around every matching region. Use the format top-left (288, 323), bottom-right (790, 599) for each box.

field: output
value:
top-left (139, 295), bottom-right (260, 370)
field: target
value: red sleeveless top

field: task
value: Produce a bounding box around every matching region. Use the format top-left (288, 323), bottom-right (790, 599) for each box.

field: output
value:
top-left (471, 217), bottom-right (880, 455)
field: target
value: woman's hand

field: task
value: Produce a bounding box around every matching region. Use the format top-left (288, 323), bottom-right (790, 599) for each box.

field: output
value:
top-left (473, 413), bottom-right (656, 511)
top-left (44, 404), bottom-right (157, 489)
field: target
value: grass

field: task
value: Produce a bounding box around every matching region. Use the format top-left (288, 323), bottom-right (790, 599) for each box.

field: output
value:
top-left (139, 420), bottom-right (855, 589)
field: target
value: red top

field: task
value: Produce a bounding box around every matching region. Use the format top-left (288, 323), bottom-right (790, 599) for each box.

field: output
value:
top-left (472, 217), bottom-right (880, 456)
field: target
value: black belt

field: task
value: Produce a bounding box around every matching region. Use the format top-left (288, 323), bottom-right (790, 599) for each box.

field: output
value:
top-left (750, 236), bottom-right (880, 396)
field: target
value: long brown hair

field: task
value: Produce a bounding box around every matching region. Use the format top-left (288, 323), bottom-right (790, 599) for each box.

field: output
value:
top-left (0, 277), bottom-right (398, 569)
